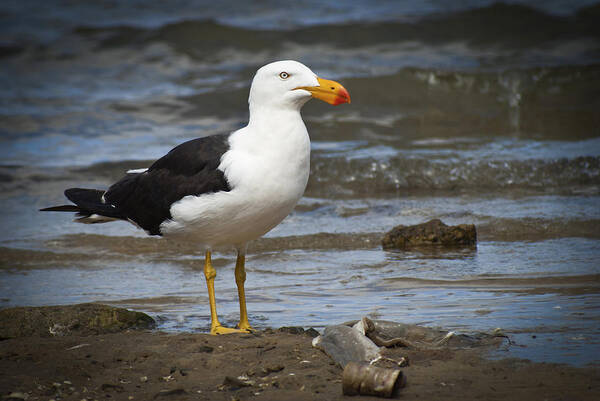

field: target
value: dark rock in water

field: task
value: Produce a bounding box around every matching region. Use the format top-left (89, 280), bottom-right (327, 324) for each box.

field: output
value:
top-left (382, 219), bottom-right (476, 249)
top-left (0, 303), bottom-right (155, 339)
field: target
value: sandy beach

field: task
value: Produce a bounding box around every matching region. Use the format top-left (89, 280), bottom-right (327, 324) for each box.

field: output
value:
top-left (1, 304), bottom-right (599, 401)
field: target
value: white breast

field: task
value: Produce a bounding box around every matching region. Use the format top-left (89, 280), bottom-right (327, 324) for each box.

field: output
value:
top-left (160, 113), bottom-right (311, 248)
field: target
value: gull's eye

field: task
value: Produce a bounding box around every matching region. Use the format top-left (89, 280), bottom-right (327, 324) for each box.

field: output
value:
top-left (279, 71), bottom-right (290, 80)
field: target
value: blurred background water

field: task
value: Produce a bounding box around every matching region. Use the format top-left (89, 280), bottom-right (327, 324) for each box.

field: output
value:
top-left (1, 0), bottom-right (599, 366)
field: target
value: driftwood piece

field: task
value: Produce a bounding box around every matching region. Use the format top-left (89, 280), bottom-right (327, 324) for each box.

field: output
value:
top-left (313, 317), bottom-right (508, 369)
top-left (359, 318), bottom-right (505, 350)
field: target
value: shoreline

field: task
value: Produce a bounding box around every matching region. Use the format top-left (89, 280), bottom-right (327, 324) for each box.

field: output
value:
top-left (1, 305), bottom-right (598, 400)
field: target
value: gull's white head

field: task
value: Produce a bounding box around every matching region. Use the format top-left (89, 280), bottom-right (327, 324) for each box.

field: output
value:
top-left (248, 60), bottom-right (351, 112)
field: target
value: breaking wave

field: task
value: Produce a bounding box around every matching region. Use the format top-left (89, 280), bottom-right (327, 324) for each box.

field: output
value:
top-left (308, 155), bottom-right (600, 195)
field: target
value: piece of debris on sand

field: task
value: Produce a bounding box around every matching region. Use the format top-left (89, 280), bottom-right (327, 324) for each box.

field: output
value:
top-left (313, 317), bottom-right (508, 368)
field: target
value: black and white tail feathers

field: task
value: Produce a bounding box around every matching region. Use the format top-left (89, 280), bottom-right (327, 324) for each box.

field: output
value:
top-left (40, 134), bottom-right (233, 235)
top-left (40, 188), bottom-right (124, 224)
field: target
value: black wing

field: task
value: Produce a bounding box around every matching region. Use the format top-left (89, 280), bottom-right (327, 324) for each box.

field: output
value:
top-left (43, 134), bottom-right (233, 235)
top-left (104, 133), bottom-right (232, 235)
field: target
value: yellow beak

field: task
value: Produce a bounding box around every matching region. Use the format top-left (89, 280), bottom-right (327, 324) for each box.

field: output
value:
top-left (297, 77), bottom-right (351, 105)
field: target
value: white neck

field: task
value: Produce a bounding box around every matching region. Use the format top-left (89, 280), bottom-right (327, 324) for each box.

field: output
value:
top-left (222, 105), bottom-right (311, 194)
top-left (248, 106), bottom-right (304, 132)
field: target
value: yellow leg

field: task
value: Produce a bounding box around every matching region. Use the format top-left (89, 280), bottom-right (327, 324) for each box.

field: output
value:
top-left (203, 250), bottom-right (251, 335)
top-left (235, 252), bottom-right (254, 332)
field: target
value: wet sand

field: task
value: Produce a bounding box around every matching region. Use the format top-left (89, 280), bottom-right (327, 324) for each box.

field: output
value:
top-left (1, 309), bottom-right (598, 401)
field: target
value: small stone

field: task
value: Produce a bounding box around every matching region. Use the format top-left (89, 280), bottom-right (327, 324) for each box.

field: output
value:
top-left (154, 389), bottom-right (187, 398)
top-left (257, 364), bottom-right (284, 377)
top-left (398, 357), bottom-right (410, 367)
top-left (3, 392), bottom-right (28, 400)
top-left (277, 326), bottom-right (304, 335)
top-left (304, 328), bottom-right (320, 338)
top-left (101, 383), bottom-right (124, 392)
top-left (139, 376), bottom-right (148, 383)
top-left (267, 364), bottom-right (284, 373)
top-left (223, 375), bottom-right (255, 388)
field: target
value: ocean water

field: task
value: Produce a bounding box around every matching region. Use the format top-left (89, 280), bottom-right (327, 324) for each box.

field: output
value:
top-left (1, 0), bottom-right (599, 366)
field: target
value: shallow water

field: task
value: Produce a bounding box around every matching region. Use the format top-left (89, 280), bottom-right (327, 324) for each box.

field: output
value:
top-left (1, 0), bottom-right (600, 366)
